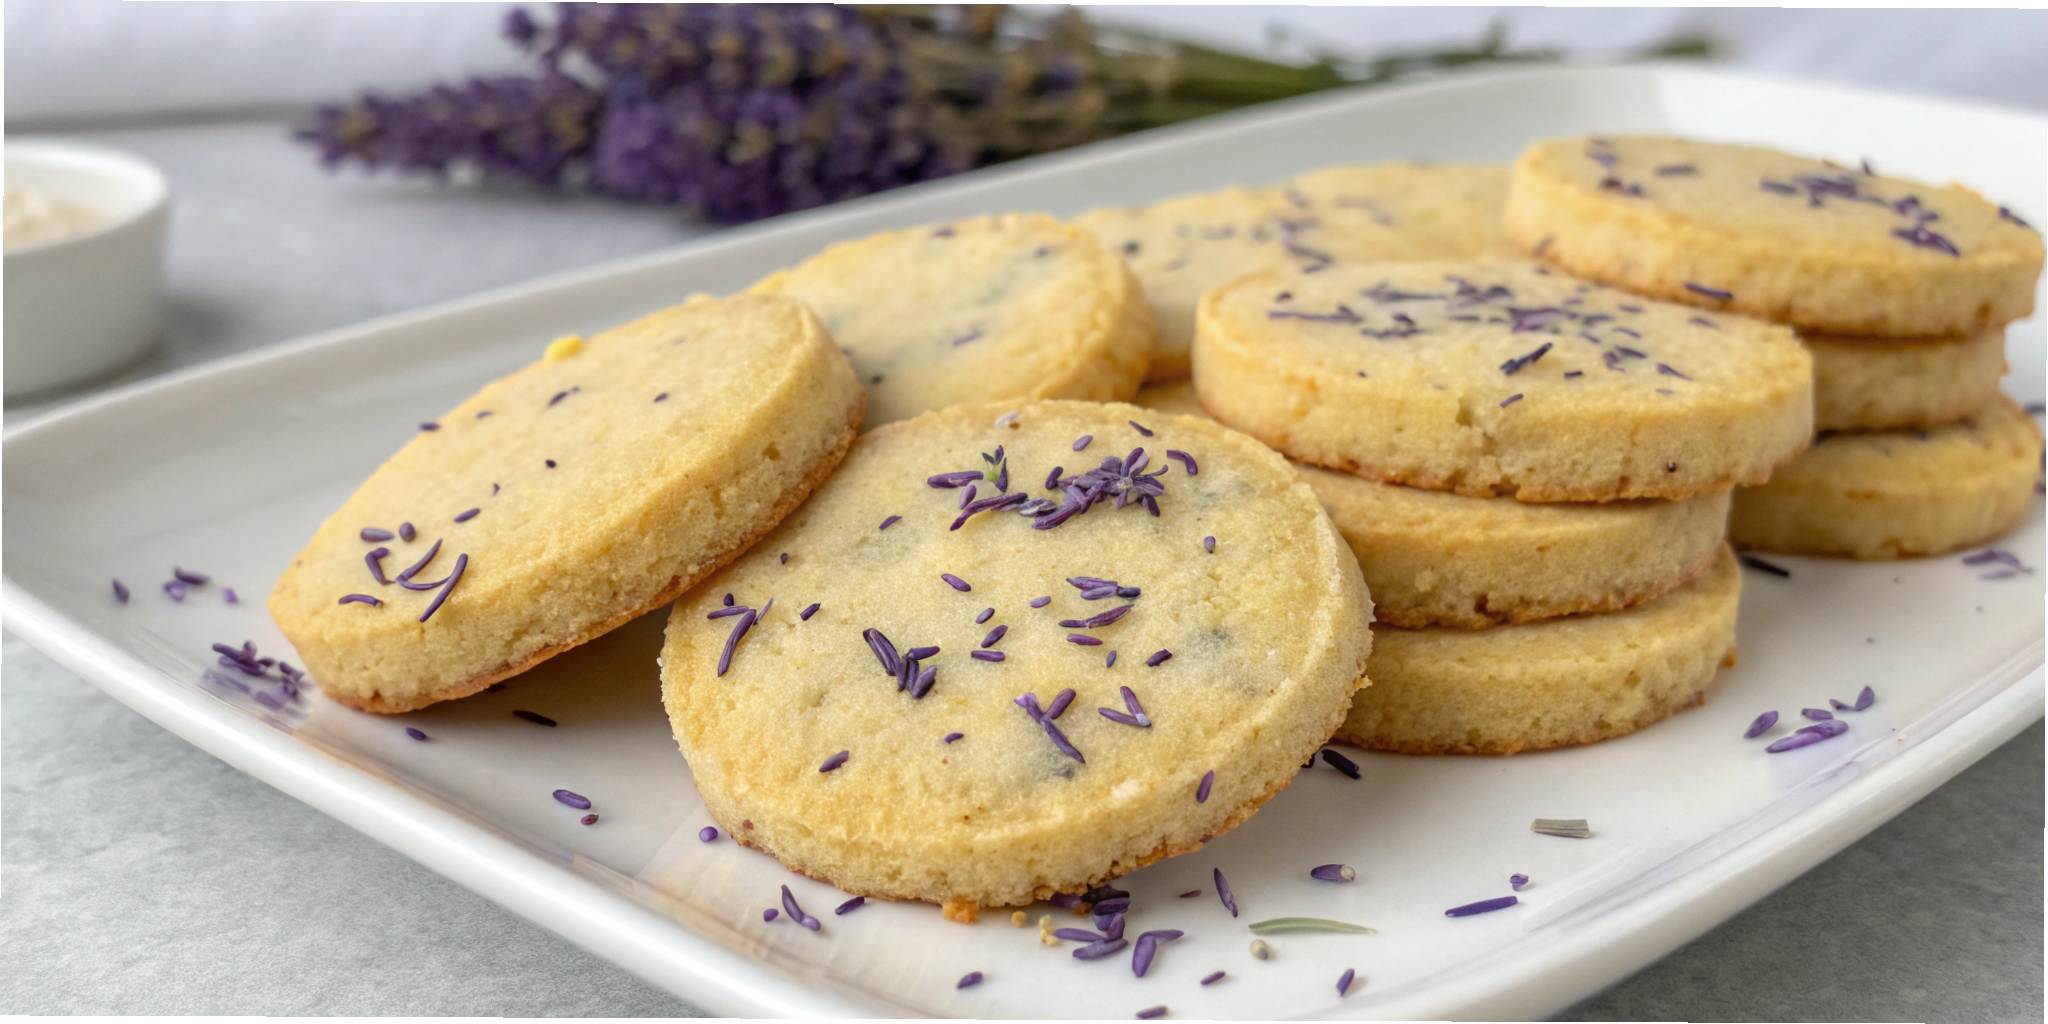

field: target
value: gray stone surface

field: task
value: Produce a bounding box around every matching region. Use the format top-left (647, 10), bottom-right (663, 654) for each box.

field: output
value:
top-left (2, 118), bottom-right (2040, 1019)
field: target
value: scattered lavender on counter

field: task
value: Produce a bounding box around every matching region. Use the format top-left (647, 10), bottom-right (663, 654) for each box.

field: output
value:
top-left (1802, 708), bottom-right (1833, 721)
top-left (1744, 711), bottom-right (1779, 738)
top-left (1201, 971), bottom-right (1225, 986)
top-left (1830, 686), bottom-right (1877, 712)
top-left (837, 897), bottom-right (866, 915)
top-left (1766, 718), bottom-right (1848, 752)
top-left (781, 885), bottom-right (821, 930)
top-left (513, 710), bottom-right (558, 727)
top-left (1310, 864), bottom-right (1355, 882)
top-left (164, 581), bottom-right (188, 601)
top-left (112, 580), bottom-right (130, 603)
top-left (700, 826), bottom-right (719, 842)
top-left (1214, 868), bottom-right (1237, 917)
top-left (1445, 896), bottom-right (1518, 917)
top-left (1320, 748), bottom-right (1361, 779)
top-left (976, 607), bottom-right (994, 624)
top-left (956, 971), bottom-right (983, 988)
top-left (406, 727), bottom-right (428, 741)
top-left (1962, 548), bottom-right (2031, 578)
top-left (553, 789), bottom-right (592, 809)
top-left (1510, 873), bottom-right (1529, 891)
top-left (1337, 968), bottom-right (1357, 996)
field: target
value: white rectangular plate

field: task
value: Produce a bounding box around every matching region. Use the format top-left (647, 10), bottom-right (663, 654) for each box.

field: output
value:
top-left (6, 64), bottom-right (2044, 1020)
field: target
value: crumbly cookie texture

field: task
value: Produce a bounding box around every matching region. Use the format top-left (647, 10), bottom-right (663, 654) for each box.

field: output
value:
top-left (1136, 381), bottom-right (1728, 628)
top-left (749, 213), bottom-right (1153, 428)
top-left (660, 401), bottom-right (1372, 916)
top-left (1504, 135), bottom-right (2045, 337)
top-left (269, 294), bottom-right (863, 713)
top-left (1337, 546), bottom-right (1741, 756)
top-left (1075, 163), bottom-right (1510, 382)
top-left (1730, 395), bottom-right (2042, 559)
top-left (1806, 328), bottom-right (2007, 431)
top-left (1192, 260), bottom-right (1814, 502)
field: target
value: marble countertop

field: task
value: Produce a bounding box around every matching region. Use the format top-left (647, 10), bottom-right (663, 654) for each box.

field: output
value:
top-left (2, 118), bottom-right (2040, 1019)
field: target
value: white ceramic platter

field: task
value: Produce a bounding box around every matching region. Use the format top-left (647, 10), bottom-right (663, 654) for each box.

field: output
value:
top-left (5, 65), bottom-right (2043, 1019)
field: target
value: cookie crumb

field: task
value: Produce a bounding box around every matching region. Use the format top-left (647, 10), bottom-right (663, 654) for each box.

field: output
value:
top-left (544, 335), bottom-right (584, 361)
top-left (1011, 910), bottom-right (1027, 927)
top-left (1039, 914), bottom-right (1058, 946)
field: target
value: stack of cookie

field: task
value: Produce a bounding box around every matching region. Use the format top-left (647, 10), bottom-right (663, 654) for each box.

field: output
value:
top-left (1075, 162), bottom-right (1518, 382)
top-left (1178, 260), bottom-right (1813, 754)
top-left (1504, 135), bottom-right (2046, 558)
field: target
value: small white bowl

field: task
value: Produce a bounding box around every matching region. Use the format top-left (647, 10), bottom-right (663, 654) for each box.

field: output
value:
top-left (5, 139), bottom-right (170, 398)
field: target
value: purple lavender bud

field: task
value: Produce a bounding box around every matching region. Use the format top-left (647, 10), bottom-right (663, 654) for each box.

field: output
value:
top-left (1165, 449), bottom-right (1198, 475)
top-left (164, 581), bottom-right (187, 601)
top-left (222, 587), bottom-right (239, 604)
top-left (1321, 748), bottom-right (1361, 779)
top-left (1311, 863), bottom-right (1355, 882)
top-left (1445, 896), bottom-right (1518, 917)
top-left (405, 727), bottom-right (428, 741)
top-left (419, 421), bottom-right (440, 431)
top-left (763, 909), bottom-right (779, 922)
top-left (716, 607), bottom-right (757, 676)
top-left (399, 522), bottom-right (415, 542)
top-left (1067, 634), bottom-right (1103, 646)
top-left (976, 607), bottom-right (994, 624)
top-left (1802, 708), bottom-right (1833, 721)
top-left (1030, 596), bottom-right (1051, 608)
top-left (1053, 927), bottom-right (1104, 942)
top-left (1744, 710), bottom-right (1779, 738)
top-left (836, 897), bottom-right (865, 915)
top-left (905, 645), bottom-right (940, 660)
top-left (361, 527), bottom-right (394, 542)
top-left (1684, 283), bottom-right (1734, 300)
top-left (1196, 770), bottom-right (1214, 803)
top-left (1510, 873), bottom-right (1529, 891)
top-left (512, 710), bottom-right (557, 727)
top-left (338, 593), bottom-right (380, 606)
top-left (111, 579), bottom-right (130, 603)
top-left (1046, 688), bottom-right (1075, 720)
top-left (552, 789), bottom-right (591, 810)
top-left (454, 507), bottom-right (480, 523)
top-left (1203, 536), bottom-right (1216, 554)
top-left (1128, 420), bottom-right (1154, 437)
top-left (927, 470), bottom-right (983, 488)
top-left (1073, 435), bottom-right (1093, 451)
top-left (581, 813), bottom-right (599, 826)
top-left (1072, 938), bottom-right (1128, 960)
top-left (941, 573), bottom-right (971, 592)
top-left (1854, 685), bottom-right (1876, 711)
top-left (1048, 893), bottom-right (1085, 910)
top-left (1337, 968), bottom-right (1356, 996)
top-left (781, 885), bottom-right (820, 930)
top-left (970, 650), bottom-right (1005, 662)
top-left (956, 971), bottom-right (982, 989)
top-left (981, 624), bottom-right (1007, 648)
top-left (1136, 1007), bottom-right (1166, 1020)
top-left (800, 603), bottom-right (820, 621)
top-left (699, 826), bottom-right (718, 842)
top-left (943, 732), bottom-right (963, 743)
top-left (1131, 929), bottom-right (1184, 977)
top-left (819, 749), bottom-right (850, 772)
top-left (1214, 868), bottom-right (1237, 917)
top-left (878, 515), bottom-right (901, 531)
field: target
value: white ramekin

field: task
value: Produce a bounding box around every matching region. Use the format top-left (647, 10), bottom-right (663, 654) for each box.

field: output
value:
top-left (5, 139), bottom-right (171, 398)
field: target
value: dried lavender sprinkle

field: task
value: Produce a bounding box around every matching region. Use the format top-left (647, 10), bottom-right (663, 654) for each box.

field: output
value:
top-left (338, 593), bottom-right (380, 606)
top-left (1510, 873), bottom-right (1529, 891)
top-left (419, 422), bottom-right (439, 431)
top-left (800, 603), bottom-right (820, 621)
top-left (781, 885), bottom-right (821, 930)
top-left (763, 909), bottom-right (778, 922)
top-left (1499, 393), bottom-right (1523, 408)
top-left (941, 573), bottom-right (971, 592)
top-left (716, 607), bottom-right (758, 676)
top-left (1129, 420), bottom-right (1154, 437)
top-left (513, 710), bottom-right (557, 727)
top-left (1145, 649), bottom-right (1172, 668)
top-left (1445, 896), bottom-right (1518, 917)
top-left (454, 508), bottom-right (480, 523)
top-left (1684, 283), bottom-right (1734, 300)
top-left (163, 581), bottom-right (187, 601)
top-left (1030, 596), bottom-right (1051, 608)
top-left (112, 579), bottom-right (130, 603)
top-left (970, 650), bottom-right (1005, 662)
top-left (1214, 868), bottom-right (1237, 917)
top-left (1106, 650), bottom-right (1118, 668)
top-left (405, 727), bottom-right (428, 741)
top-left (820, 749), bottom-right (850, 772)
top-left (943, 732), bottom-right (964, 743)
top-left (878, 515), bottom-right (901, 531)
top-left (1068, 634), bottom-right (1103, 646)
top-left (553, 789), bottom-right (592, 810)
top-left (699, 826), bottom-right (718, 842)
top-left (982, 624), bottom-right (1008, 648)
top-left (1337, 968), bottom-right (1356, 996)
top-left (222, 588), bottom-right (239, 604)
top-left (1165, 449), bottom-right (1198, 475)
top-left (956, 971), bottom-right (983, 989)
top-left (399, 522), bottom-right (416, 542)
top-left (976, 607), bottom-right (994, 624)
top-left (1310, 864), bottom-right (1355, 882)
top-left (1073, 435), bottom-right (1094, 451)
top-left (1196, 770), bottom-right (1214, 803)
top-left (1073, 938), bottom-right (1128, 960)
top-left (580, 814), bottom-right (598, 826)
top-left (1854, 685), bottom-right (1876, 711)
top-left (1200, 970), bottom-right (1225, 986)
top-left (419, 553), bottom-right (467, 623)
top-left (361, 527), bottom-right (394, 542)
top-left (1740, 555), bottom-right (1791, 578)
top-left (654, 392), bottom-right (668, 402)
top-left (837, 897), bottom-right (866, 915)
top-left (1203, 536), bottom-right (1215, 554)
top-left (1321, 748), bottom-right (1361, 779)
top-left (1802, 708), bottom-right (1834, 721)
top-left (1135, 1008), bottom-right (1166, 1020)
top-left (1745, 710), bottom-right (1779, 738)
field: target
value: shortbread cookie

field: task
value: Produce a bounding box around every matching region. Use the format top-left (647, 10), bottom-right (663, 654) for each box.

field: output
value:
top-left (1192, 261), bottom-right (1814, 502)
top-left (1136, 381), bottom-right (1729, 628)
top-left (1729, 395), bottom-right (2042, 558)
top-left (1807, 328), bottom-right (2007, 431)
top-left (1505, 135), bottom-right (2045, 337)
top-left (1337, 546), bottom-right (1741, 755)
top-left (661, 401), bottom-right (1372, 919)
top-left (269, 295), bottom-right (863, 713)
top-left (749, 213), bottom-right (1152, 428)
top-left (1075, 164), bottom-right (1510, 382)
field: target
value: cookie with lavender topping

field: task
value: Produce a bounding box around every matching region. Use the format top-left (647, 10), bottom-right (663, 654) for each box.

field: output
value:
top-left (748, 213), bottom-right (1153, 428)
top-left (1192, 261), bottom-right (1814, 502)
top-left (1806, 327), bottom-right (2007, 431)
top-left (1136, 381), bottom-right (1730, 627)
top-left (268, 294), bottom-right (863, 713)
top-left (1504, 135), bottom-right (2045, 336)
top-left (1729, 395), bottom-right (2042, 558)
top-left (1338, 545), bottom-right (1741, 756)
top-left (660, 400), bottom-right (1372, 920)
top-left (1075, 164), bottom-right (1511, 382)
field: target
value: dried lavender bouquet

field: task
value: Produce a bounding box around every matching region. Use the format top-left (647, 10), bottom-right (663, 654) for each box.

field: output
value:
top-left (297, 4), bottom-right (1709, 224)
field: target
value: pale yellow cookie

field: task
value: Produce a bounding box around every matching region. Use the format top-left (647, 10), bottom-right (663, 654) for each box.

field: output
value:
top-left (1729, 395), bottom-right (2042, 558)
top-left (1136, 381), bottom-right (1730, 628)
top-left (1076, 164), bottom-right (1510, 382)
top-left (1337, 546), bottom-right (1741, 756)
top-left (269, 295), bottom-right (863, 713)
top-left (749, 213), bottom-right (1153, 428)
top-left (1192, 261), bottom-right (1814, 502)
top-left (1505, 135), bottom-right (2045, 336)
top-left (1806, 328), bottom-right (2007, 431)
top-left (660, 401), bottom-right (1372, 918)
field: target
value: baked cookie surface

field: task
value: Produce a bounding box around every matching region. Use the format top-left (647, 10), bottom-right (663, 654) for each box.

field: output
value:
top-left (1136, 381), bottom-right (1729, 628)
top-left (660, 401), bottom-right (1372, 918)
top-left (750, 213), bottom-right (1152, 428)
top-left (1730, 395), bottom-right (2042, 558)
top-left (1075, 164), bottom-right (1510, 382)
top-left (1806, 328), bottom-right (2007, 431)
top-left (268, 294), bottom-right (864, 713)
top-left (1337, 545), bottom-right (1741, 756)
top-left (1504, 135), bottom-right (2045, 337)
top-left (1192, 260), bottom-right (1814, 501)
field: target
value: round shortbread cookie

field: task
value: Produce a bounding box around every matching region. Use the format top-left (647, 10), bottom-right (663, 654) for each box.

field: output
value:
top-left (1807, 328), bottom-right (2007, 431)
top-left (1336, 545), bottom-right (1741, 756)
top-left (1192, 260), bottom-right (1814, 502)
top-left (1729, 395), bottom-right (2042, 559)
top-left (1135, 381), bottom-right (1730, 628)
top-left (660, 401), bottom-right (1372, 919)
top-left (1075, 164), bottom-right (1510, 383)
top-left (1504, 135), bottom-right (2045, 337)
top-left (748, 213), bottom-right (1153, 429)
top-left (268, 295), bottom-right (864, 713)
